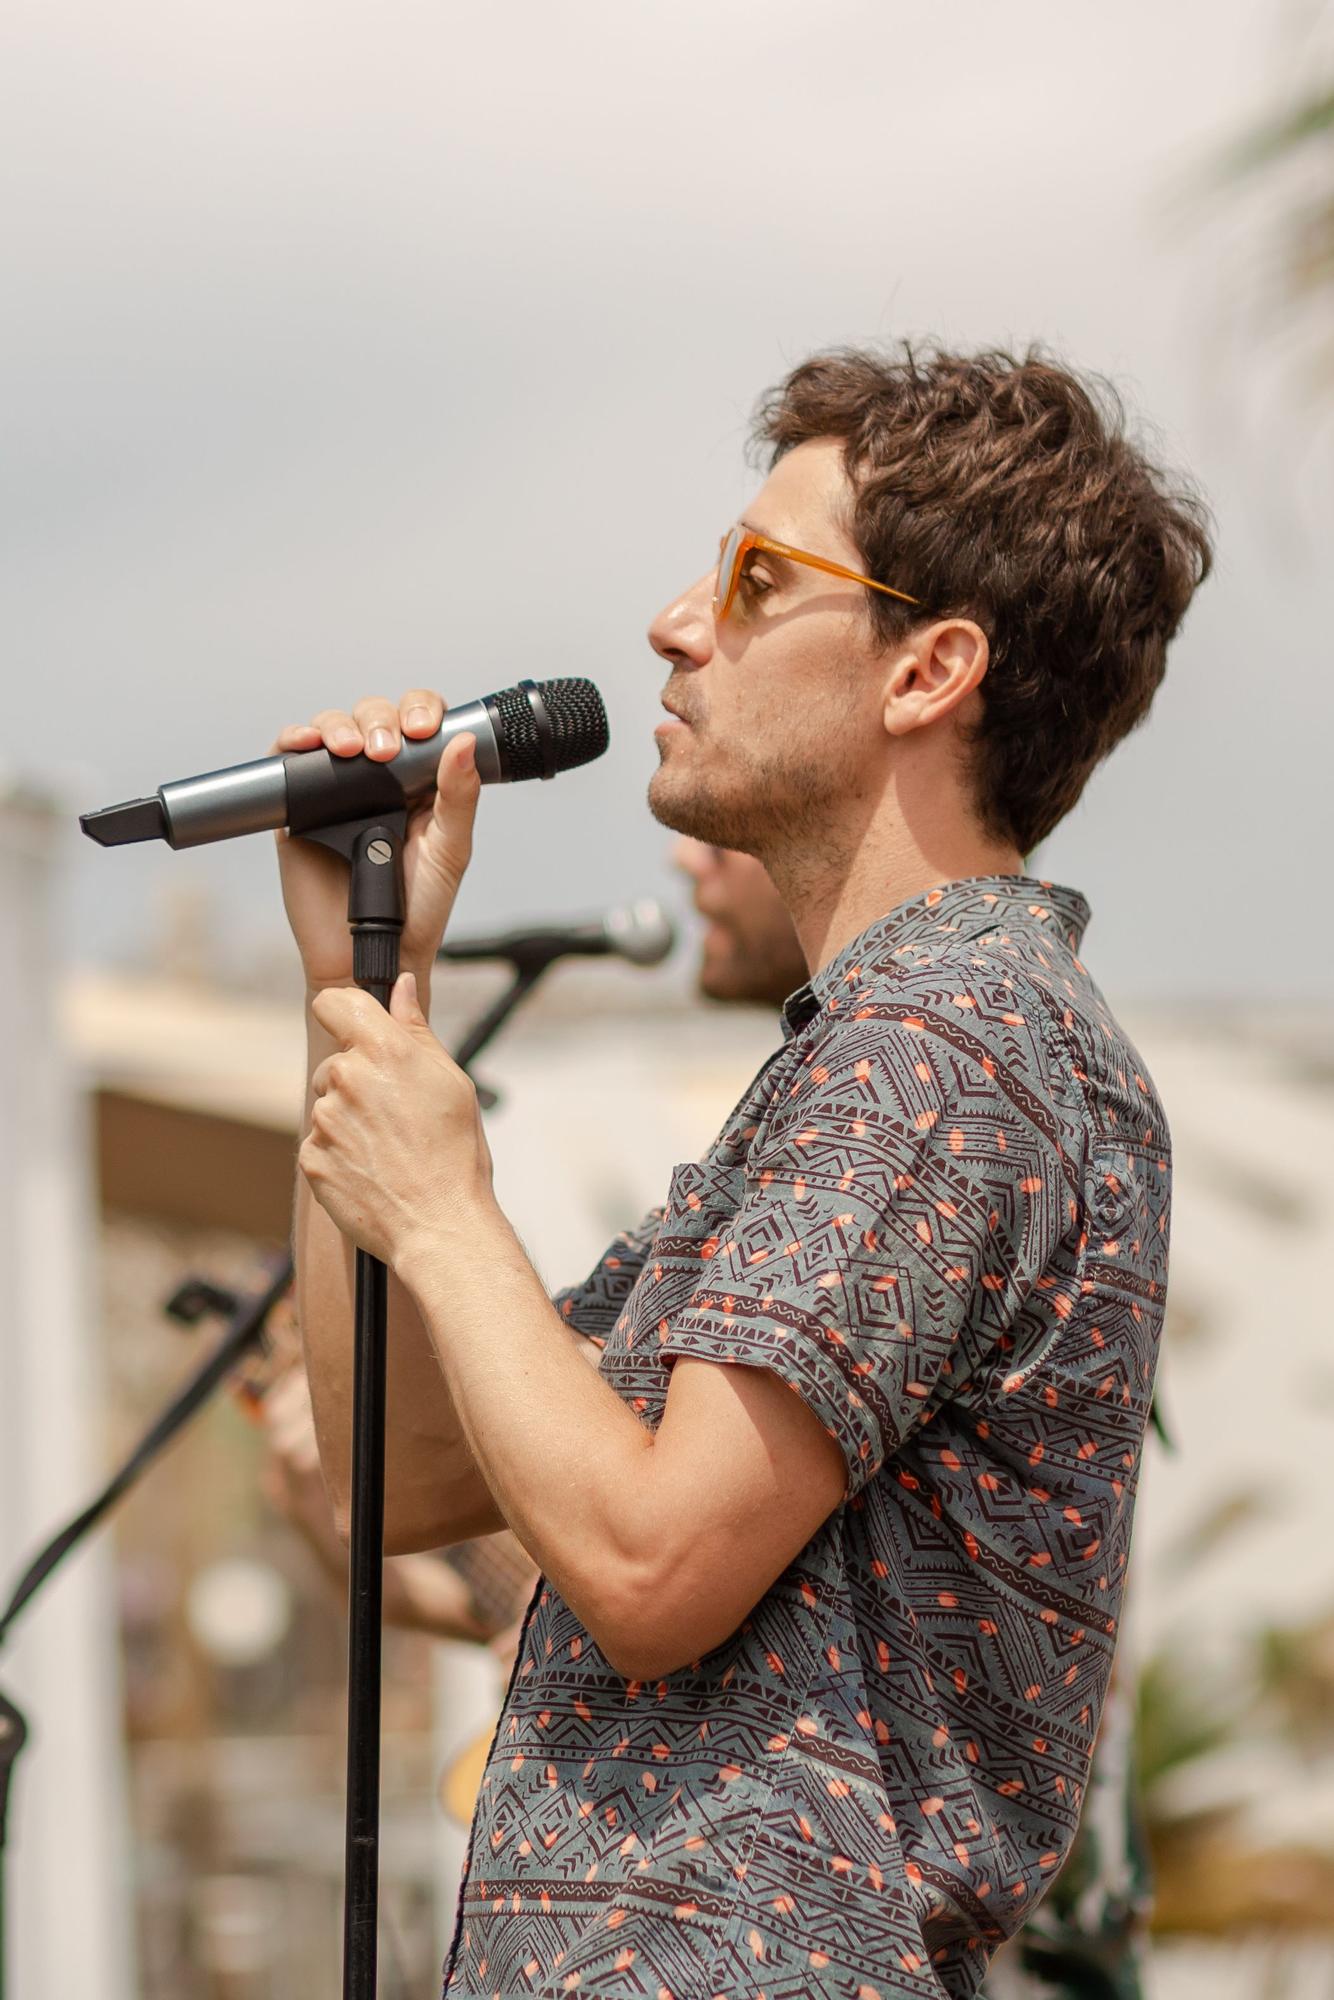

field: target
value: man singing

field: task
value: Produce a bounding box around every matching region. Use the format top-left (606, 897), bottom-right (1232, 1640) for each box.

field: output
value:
top-left (275, 343), bottom-right (1211, 1998)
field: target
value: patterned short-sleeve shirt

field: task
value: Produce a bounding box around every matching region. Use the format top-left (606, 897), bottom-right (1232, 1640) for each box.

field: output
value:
top-left (443, 874), bottom-right (1171, 2000)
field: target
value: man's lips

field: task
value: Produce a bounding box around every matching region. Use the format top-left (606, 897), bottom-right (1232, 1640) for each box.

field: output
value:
top-left (658, 692), bottom-right (696, 728)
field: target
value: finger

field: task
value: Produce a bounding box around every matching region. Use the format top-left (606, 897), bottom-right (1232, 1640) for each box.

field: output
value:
top-left (270, 722), bottom-right (324, 755)
top-left (419, 732), bottom-right (481, 885)
top-left (390, 971), bottom-right (430, 1031)
top-left (310, 985), bottom-right (387, 1046)
top-left (399, 689), bottom-right (445, 738)
top-left (310, 1051), bottom-right (347, 1098)
top-left (310, 707), bottom-right (365, 756)
top-left (351, 696), bottom-right (405, 762)
top-left (434, 729), bottom-right (481, 831)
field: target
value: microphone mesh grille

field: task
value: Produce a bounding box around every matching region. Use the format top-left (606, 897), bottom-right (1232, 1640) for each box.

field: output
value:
top-left (492, 678), bottom-right (610, 781)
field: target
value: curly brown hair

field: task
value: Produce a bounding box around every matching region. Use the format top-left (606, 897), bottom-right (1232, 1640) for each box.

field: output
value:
top-left (751, 343), bottom-right (1214, 855)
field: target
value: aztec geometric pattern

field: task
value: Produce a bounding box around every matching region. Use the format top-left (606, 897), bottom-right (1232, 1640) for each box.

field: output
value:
top-left (442, 875), bottom-right (1172, 2000)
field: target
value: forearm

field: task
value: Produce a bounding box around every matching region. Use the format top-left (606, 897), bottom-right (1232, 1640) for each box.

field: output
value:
top-left (285, 1503), bottom-right (492, 1640)
top-left (296, 982), bottom-right (504, 1551)
top-left (268, 1446), bottom-right (495, 1639)
top-left (397, 1206), bottom-right (669, 1669)
top-left (380, 1554), bottom-right (495, 1640)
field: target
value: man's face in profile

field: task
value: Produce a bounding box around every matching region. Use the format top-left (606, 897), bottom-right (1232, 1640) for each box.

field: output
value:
top-left (672, 838), bottom-right (808, 1008)
top-left (645, 439), bottom-right (887, 857)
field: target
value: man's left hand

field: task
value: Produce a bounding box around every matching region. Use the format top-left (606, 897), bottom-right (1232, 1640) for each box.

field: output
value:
top-left (300, 974), bottom-right (494, 1265)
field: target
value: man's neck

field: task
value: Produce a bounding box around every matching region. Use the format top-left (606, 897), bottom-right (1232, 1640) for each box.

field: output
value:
top-left (768, 816), bottom-right (1027, 979)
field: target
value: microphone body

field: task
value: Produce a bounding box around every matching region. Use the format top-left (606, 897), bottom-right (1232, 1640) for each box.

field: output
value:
top-left (439, 900), bottom-right (675, 971)
top-left (80, 678), bottom-right (608, 850)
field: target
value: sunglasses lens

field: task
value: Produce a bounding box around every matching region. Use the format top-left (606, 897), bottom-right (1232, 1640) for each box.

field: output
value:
top-left (715, 527), bottom-right (740, 614)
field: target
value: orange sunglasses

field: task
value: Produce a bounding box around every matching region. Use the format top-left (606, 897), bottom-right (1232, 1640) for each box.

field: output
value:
top-left (714, 522), bottom-right (923, 622)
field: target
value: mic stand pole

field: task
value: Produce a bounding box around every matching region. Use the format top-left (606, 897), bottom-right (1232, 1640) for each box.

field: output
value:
top-left (296, 809), bottom-right (409, 2000)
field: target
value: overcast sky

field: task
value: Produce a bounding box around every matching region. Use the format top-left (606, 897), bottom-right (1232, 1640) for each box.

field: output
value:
top-left (4, 0), bottom-right (1329, 1002)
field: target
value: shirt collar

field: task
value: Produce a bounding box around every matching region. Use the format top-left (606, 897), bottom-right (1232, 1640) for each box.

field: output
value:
top-left (780, 873), bottom-right (1092, 1039)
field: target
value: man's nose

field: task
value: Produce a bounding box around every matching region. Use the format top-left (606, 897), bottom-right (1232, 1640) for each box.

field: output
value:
top-left (647, 571), bottom-right (714, 667)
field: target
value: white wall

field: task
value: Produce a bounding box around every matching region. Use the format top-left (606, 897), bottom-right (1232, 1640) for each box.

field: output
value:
top-left (0, 791), bottom-right (135, 1999)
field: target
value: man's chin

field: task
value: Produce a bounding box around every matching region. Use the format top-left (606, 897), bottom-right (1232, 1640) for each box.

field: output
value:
top-left (647, 764), bottom-right (701, 838)
top-left (647, 764), bottom-right (750, 850)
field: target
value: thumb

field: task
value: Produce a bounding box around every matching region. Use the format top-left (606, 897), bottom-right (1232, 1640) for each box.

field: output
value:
top-left (430, 730), bottom-right (481, 850)
top-left (412, 729), bottom-right (480, 916)
top-left (391, 970), bottom-right (431, 1031)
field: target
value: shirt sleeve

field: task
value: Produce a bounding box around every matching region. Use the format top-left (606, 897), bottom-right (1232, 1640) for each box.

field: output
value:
top-left (657, 1003), bottom-right (1081, 1495)
top-left (551, 1204), bottom-right (666, 1348)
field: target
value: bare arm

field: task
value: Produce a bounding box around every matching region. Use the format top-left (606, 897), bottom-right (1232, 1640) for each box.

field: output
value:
top-left (398, 1203), bottom-right (847, 1679)
top-left (299, 978), bottom-right (849, 1677)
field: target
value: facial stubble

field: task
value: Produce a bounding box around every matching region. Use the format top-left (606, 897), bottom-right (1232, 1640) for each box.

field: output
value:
top-left (647, 725), bottom-right (842, 865)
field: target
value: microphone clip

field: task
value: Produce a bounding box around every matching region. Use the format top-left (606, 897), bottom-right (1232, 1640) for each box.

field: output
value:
top-left (295, 809), bottom-right (409, 1000)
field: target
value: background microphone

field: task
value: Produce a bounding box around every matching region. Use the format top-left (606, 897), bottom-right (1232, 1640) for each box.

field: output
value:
top-left (438, 900), bottom-right (676, 972)
top-left (79, 676), bottom-right (609, 850)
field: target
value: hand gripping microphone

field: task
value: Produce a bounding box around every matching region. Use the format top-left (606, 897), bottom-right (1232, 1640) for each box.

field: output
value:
top-left (79, 676), bottom-right (609, 849)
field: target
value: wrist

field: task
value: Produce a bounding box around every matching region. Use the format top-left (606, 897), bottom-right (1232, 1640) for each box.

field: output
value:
top-left (396, 1190), bottom-right (511, 1305)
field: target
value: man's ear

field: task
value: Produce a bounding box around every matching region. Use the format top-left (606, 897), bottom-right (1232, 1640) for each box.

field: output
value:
top-left (882, 619), bottom-right (990, 737)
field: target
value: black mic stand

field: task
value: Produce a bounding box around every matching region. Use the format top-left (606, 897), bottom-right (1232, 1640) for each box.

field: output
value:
top-left (0, 906), bottom-right (560, 2000)
top-left (306, 827), bottom-right (585, 2000)
top-left (292, 807), bottom-right (409, 2000)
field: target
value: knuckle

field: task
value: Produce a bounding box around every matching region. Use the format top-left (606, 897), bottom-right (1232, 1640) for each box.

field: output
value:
top-left (353, 697), bottom-right (397, 727)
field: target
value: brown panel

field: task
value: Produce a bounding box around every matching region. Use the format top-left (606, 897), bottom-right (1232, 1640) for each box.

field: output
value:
top-left (95, 1089), bottom-right (298, 1239)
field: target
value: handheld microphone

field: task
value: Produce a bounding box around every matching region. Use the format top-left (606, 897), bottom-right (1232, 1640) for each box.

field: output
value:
top-left (79, 677), bottom-right (609, 850)
top-left (438, 900), bottom-right (676, 972)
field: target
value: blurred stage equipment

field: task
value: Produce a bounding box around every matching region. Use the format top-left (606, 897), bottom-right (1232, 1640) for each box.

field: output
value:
top-left (75, 677), bottom-right (611, 2000)
top-left (439, 898), bottom-right (675, 971)
top-left (0, 1254), bottom-right (292, 2000)
top-left (439, 898), bottom-right (674, 1101)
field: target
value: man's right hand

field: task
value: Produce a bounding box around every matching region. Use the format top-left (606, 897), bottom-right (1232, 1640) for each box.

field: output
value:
top-left (271, 690), bottom-right (481, 992)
